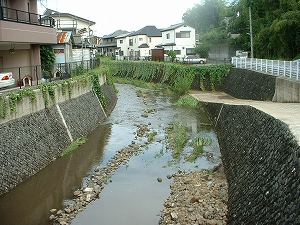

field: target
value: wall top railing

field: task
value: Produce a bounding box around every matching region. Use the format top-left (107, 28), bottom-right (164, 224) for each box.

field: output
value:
top-left (231, 57), bottom-right (300, 81)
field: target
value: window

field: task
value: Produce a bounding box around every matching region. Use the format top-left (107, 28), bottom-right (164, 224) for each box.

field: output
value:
top-left (186, 48), bottom-right (196, 55)
top-left (120, 40), bottom-right (123, 44)
top-left (176, 31), bottom-right (190, 38)
top-left (166, 33), bottom-right (170, 39)
top-left (129, 39), bottom-right (133, 46)
top-left (149, 37), bottom-right (152, 43)
top-left (174, 50), bottom-right (181, 55)
top-left (139, 38), bottom-right (143, 41)
top-left (164, 50), bottom-right (169, 55)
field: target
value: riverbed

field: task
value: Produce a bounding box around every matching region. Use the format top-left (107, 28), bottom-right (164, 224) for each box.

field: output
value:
top-left (0, 83), bottom-right (221, 225)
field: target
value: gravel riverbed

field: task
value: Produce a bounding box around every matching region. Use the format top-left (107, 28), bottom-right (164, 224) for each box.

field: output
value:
top-left (159, 164), bottom-right (228, 225)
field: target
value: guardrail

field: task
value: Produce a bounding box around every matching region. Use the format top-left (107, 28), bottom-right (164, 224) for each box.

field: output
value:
top-left (232, 57), bottom-right (300, 80)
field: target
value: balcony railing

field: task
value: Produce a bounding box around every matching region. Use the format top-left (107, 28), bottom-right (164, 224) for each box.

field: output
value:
top-left (0, 6), bottom-right (55, 27)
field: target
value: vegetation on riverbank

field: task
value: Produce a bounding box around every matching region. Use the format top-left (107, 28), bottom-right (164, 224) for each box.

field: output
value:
top-left (61, 137), bottom-right (87, 156)
top-left (103, 59), bottom-right (231, 95)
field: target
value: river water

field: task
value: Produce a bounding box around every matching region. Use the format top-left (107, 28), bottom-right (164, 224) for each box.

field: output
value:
top-left (0, 84), bottom-right (221, 225)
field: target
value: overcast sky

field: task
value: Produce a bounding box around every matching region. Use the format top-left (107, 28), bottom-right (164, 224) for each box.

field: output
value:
top-left (39, 0), bottom-right (202, 36)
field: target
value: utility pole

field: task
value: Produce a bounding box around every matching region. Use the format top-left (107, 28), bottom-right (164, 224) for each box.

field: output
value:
top-left (249, 6), bottom-right (254, 58)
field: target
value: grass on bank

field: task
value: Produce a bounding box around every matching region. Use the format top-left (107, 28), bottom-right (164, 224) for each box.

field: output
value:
top-left (61, 137), bottom-right (87, 156)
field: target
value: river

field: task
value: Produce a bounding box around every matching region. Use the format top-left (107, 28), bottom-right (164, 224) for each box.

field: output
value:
top-left (0, 83), bottom-right (221, 225)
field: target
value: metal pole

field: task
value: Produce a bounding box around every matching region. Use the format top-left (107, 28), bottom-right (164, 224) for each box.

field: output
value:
top-left (249, 6), bottom-right (254, 58)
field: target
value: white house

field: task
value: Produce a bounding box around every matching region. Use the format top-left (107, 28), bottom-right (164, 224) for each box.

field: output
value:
top-left (157, 22), bottom-right (196, 59)
top-left (115, 25), bottom-right (162, 60)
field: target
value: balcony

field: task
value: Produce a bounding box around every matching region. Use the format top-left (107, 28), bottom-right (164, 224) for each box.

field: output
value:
top-left (0, 6), bottom-right (54, 27)
top-left (0, 6), bottom-right (56, 44)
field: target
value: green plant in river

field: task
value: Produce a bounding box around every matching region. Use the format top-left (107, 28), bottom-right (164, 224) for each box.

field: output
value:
top-left (61, 137), bottom-right (87, 156)
top-left (166, 121), bottom-right (187, 159)
top-left (147, 131), bottom-right (157, 142)
top-left (185, 136), bottom-right (212, 162)
top-left (176, 94), bottom-right (199, 107)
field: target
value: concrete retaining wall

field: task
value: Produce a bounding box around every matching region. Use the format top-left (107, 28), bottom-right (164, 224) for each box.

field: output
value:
top-left (0, 75), bottom-right (117, 196)
top-left (203, 102), bottom-right (300, 224)
top-left (221, 67), bottom-right (300, 103)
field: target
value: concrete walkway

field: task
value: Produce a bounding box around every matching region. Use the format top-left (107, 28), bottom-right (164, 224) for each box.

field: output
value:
top-left (189, 91), bottom-right (300, 145)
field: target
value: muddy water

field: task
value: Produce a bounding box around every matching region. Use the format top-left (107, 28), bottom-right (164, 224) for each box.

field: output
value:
top-left (0, 84), bottom-right (221, 225)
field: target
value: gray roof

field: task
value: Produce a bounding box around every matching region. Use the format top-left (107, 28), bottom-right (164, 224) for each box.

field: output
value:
top-left (161, 22), bottom-right (195, 32)
top-left (102, 30), bottom-right (129, 39)
top-left (129, 25), bottom-right (162, 37)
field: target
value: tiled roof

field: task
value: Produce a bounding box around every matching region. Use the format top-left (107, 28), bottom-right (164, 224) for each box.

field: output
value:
top-left (56, 32), bottom-right (72, 44)
top-left (129, 25), bottom-right (162, 37)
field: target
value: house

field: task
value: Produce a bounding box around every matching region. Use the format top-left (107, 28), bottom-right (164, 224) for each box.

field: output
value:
top-left (157, 22), bottom-right (196, 59)
top-left (115, 25), bottom-right (162, 60)
top-left (48, 10), bottom-right (97, 49)
top-left (0, 0), bottom-right (56, 85)
top-left (41, 10), bottom-right (99, 77)
top-left (98, 30), bottom-right (129, 57)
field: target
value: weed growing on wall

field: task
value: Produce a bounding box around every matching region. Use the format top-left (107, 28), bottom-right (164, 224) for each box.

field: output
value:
top-left (0, 94), bottom-right (7, 118)
top-left (7, 88), bottom-right (36, 113)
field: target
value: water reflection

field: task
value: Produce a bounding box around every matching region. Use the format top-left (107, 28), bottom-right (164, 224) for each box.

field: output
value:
top-left (0, 124), bottom-right (111, 225)
top-left (0, 84), bottom-right (221, 225)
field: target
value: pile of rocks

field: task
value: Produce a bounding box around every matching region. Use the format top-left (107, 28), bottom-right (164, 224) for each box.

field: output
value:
top-left (159, 163), bottom-right (228, 225)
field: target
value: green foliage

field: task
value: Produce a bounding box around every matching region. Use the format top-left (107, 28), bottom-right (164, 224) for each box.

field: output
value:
top-left (0, 94), bottom-right (7, 118)
top-left (146, 131), bottom-right (157, 142)
top-left (176, 95), bottom-right (199, 107)
top-left (40, 46), bottom-right (56, 72)
top-left (195, 43), bottom-right (212, 58)
top-left (104, 60), bottom-right (231, 94)
top-left (71, 63), bottom-right (85, 77)
top-left (185, 136), bottom-right (212, 162)
top-left (228, 0), bottom-right (300, 59)
top-left (89, 71), bottom-right (107, 109)
top-left (6, 88), bottom-right (36, 113)
top-left (166, 121), bottom-right (187, 159)
top-left (61, 137), bottom-right (87, 156)
top-left (167, 50), bottom-right (177, 61)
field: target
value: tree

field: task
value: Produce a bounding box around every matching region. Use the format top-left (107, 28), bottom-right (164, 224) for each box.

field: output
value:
top-left (227, 0), bottom-right (300, 59)
top-left (40, 45), bottom-right (56, 74)
top-left (168, 50), bottom-right (177, 62)
top-left (195, 43), bottom-right (211, 58)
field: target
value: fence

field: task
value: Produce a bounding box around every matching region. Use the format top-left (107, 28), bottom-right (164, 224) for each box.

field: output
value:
top-left (1, 59), bottom-right (97, 89)
top-left (232, 57), bottom-right (300, 80)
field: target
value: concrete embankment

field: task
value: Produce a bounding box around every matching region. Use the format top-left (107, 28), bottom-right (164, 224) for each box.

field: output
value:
top-left (189, 67), bottom-right (300, 224)
top-left (0, 74), bottom-right (117, 197)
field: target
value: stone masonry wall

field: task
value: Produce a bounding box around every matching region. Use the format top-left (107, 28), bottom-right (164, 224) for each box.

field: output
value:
top-left (0, 83), bottom-right (117, 197)
top-left (219, 67), bottom-right (276, 101)
top-left (203, 102), bottom-right (300, 224)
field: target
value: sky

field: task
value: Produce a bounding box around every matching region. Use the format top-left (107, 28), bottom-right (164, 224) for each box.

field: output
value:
top-left (38, 0), bottom-right (202, 37)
